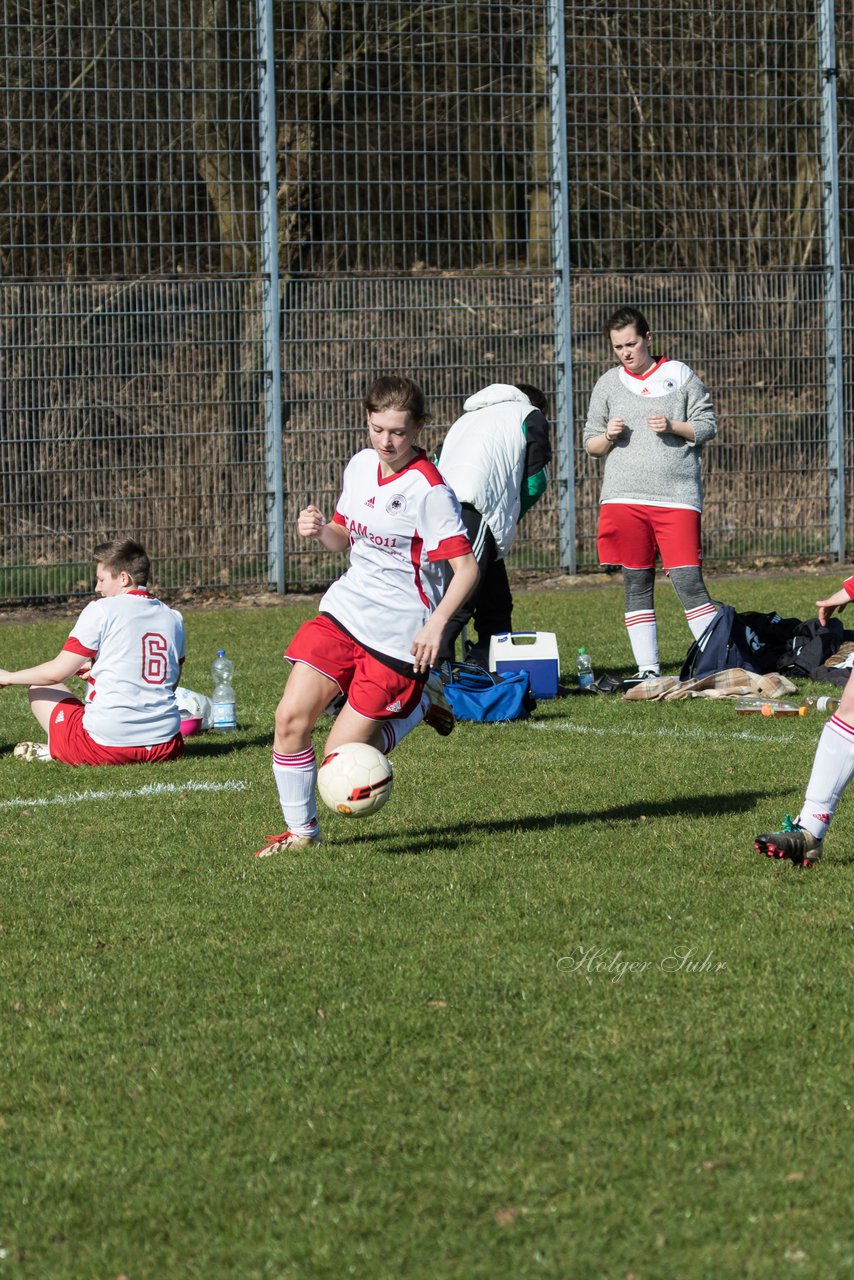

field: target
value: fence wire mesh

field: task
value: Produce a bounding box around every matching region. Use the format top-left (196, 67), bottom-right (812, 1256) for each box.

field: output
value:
top-left (1, 0), bottom-right (853, 603)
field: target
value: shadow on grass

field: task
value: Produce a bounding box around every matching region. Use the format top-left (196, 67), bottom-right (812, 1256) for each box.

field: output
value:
top-left (183, 732), bottom-right (272, 756)
top-left (338, 789), bottom-right (789, 855)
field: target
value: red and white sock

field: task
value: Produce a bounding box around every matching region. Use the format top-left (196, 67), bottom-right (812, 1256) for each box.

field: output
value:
top-left (625, 610), bottom-right (659, 674)
top-left (378, 701), bottom-right (425, 754)
top-left (798, 715), bottom-right (854, 840)
top-left (272, 746), bottom-right (319, 836)
top-left (684, 601), bottom-right (718, 640)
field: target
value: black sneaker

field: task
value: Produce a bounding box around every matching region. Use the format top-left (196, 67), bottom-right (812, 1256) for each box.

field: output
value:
top-left (621, 669), bottom-right (660, 690)
top-left (754, 815), bottom-right (823, 868)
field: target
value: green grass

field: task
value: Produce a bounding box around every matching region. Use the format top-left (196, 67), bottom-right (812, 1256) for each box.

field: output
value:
top-left (0, 574), bottom-right (852, 1279)
top-left (0, 563), bottom-right (93, 604)
top-left (0, 557), bottom-right (275, 607)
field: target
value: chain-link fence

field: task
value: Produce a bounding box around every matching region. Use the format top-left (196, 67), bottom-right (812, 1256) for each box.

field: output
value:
top-left (1, 0), bottom-right (271, 600)
top-left (1, 1), bottom-right (853, 602)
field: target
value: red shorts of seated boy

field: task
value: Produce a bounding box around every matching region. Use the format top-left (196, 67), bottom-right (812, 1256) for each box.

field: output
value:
top-left (48, 697), bottom-right (184, 766)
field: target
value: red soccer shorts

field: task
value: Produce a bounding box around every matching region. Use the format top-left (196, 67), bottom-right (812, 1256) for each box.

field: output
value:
top-left (48, 697), bottom-right (185, 767)
top-left (286, 615), bottom-right (423, 721)
top-left (597, 503), bottom-right (703, 571)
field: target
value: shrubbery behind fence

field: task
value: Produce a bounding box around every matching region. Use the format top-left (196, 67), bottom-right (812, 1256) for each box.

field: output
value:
top-left (1, 1), bottom-right (852, 601)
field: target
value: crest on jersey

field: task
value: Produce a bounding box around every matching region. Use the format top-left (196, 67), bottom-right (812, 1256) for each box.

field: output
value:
top-left (386, 494), bottom-right (407, 515)
top-left (663, 378), bottom-right (676, 392)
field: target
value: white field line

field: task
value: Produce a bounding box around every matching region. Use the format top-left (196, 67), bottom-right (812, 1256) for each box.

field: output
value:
top-left (0, 779), bottom-right (250, 811)
top-left (527, 719), bottom-right (806, 746)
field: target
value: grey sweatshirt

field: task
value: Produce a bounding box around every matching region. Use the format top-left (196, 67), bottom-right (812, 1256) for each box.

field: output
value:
top-left (583, 359), bottom-right (717, 509)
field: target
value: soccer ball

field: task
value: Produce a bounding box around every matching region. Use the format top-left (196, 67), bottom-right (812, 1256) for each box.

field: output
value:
top-left (317, 742), bottom-right (393, 817)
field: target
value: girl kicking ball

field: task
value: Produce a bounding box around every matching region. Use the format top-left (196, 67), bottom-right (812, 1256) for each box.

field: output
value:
top-left (256, 375), bottom-right (477, 857)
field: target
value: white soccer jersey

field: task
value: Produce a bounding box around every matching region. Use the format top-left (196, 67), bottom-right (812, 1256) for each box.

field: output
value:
top-left (617, 356), bottom-right (693, 398)
top-left (320, 448), bottom-right (471, 664)
top-left (63, 590), bottom-right (185, 746)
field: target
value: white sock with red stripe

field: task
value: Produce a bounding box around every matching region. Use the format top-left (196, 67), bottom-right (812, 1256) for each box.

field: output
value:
top-left (272, 746), bottom-right (320, 836)
top-left (624, 610), bottom-right (659, 674)
top-left (684, 601), bottom-right (718, 640)
top-left (378, 701), bottom-right (425, 753)
top-left (797, 715), bottom-right (854, 840)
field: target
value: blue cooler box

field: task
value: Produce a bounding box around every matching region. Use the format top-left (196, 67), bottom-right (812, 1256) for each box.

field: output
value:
top-left (488, 632), bottom-right (560, 699)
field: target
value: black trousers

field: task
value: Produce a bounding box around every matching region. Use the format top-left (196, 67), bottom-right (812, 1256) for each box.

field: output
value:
top-left (439, 506), bottom-right (513, 661)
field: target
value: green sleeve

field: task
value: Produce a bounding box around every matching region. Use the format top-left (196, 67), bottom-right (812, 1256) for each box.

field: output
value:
top-left (520, 468), bottom-right (548, 517)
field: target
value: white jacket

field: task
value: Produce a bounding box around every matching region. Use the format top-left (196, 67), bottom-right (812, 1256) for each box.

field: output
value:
top-left (438, 384), bottom-right (534, 557)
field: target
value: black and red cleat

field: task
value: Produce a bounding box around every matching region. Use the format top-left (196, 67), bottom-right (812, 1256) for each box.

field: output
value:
top-left (754, 815), bottom-right (823, 868)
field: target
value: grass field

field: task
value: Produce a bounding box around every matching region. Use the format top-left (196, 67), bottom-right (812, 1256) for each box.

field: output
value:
top-left (1, 573), bottom-right (852, 1280)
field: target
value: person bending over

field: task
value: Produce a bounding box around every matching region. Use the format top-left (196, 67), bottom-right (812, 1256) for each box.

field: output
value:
top-left (436, 382), bottom-right (551, 666)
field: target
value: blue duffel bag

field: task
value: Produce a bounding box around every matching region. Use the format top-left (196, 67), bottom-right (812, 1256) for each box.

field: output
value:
top-left (441, 662), bottom-right (536, 723)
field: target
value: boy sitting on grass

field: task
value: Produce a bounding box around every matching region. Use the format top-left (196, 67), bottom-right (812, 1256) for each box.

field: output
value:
top-left (0, 539), bottom-right (185, 765)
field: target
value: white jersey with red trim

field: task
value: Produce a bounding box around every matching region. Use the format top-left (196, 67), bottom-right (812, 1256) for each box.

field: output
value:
top-left (617, 356), bottom-right (693, 399)
top-left (63, 590), bottom-right (185, 746)
top-left (320, 448), bottom-right (471, 664)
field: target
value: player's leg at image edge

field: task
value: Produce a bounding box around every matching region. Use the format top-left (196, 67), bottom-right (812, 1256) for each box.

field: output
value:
top-left (754, 714), bottom-right (854, 867)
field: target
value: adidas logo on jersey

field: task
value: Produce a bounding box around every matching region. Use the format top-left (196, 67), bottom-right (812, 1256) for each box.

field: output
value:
top-left (365, 496), bottom-right (375, 507)
top-left (56, 710), bottom-right (65, 723)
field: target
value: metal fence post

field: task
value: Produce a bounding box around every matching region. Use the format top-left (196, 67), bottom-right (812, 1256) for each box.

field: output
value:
top-left (258, 0), bottom-right (285, 591)
top-left (547, 0), bottom-right (575, 574)
top-left (818, 0), bottom-right (845, 563)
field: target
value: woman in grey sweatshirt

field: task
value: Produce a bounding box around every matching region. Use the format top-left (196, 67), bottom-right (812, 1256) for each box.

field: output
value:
top-left (583, 306), bottom-right (718, 678)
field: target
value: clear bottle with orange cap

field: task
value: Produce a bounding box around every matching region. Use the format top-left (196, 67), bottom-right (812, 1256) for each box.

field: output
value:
top-left (734, 697), bottom-right (808, 717)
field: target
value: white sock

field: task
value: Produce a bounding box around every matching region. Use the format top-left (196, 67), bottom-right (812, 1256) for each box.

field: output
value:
top-left (625, 610), bottom-right (659, 674)
top-left (379, 701), bottom-right (425, 753)
top-left (272, 746), bottom-right (319, 836)
top-left (685, 602), bottom-right (718, 640)
top-left (797, 715), bottom-right (854, 840)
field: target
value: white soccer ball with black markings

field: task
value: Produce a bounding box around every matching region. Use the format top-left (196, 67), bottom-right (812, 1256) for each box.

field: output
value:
top-left (317, 741), bottom-right (393, 817)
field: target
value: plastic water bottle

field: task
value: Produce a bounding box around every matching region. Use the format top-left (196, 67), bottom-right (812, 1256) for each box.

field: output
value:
top-left (734, 697), bottom-right (807, 717)
top-left (577, 647), bottom-right (594, 690)
top-left (802, 695), bottom-right (840, 713)
top-left (211, 649), bottom-right (237, 731)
